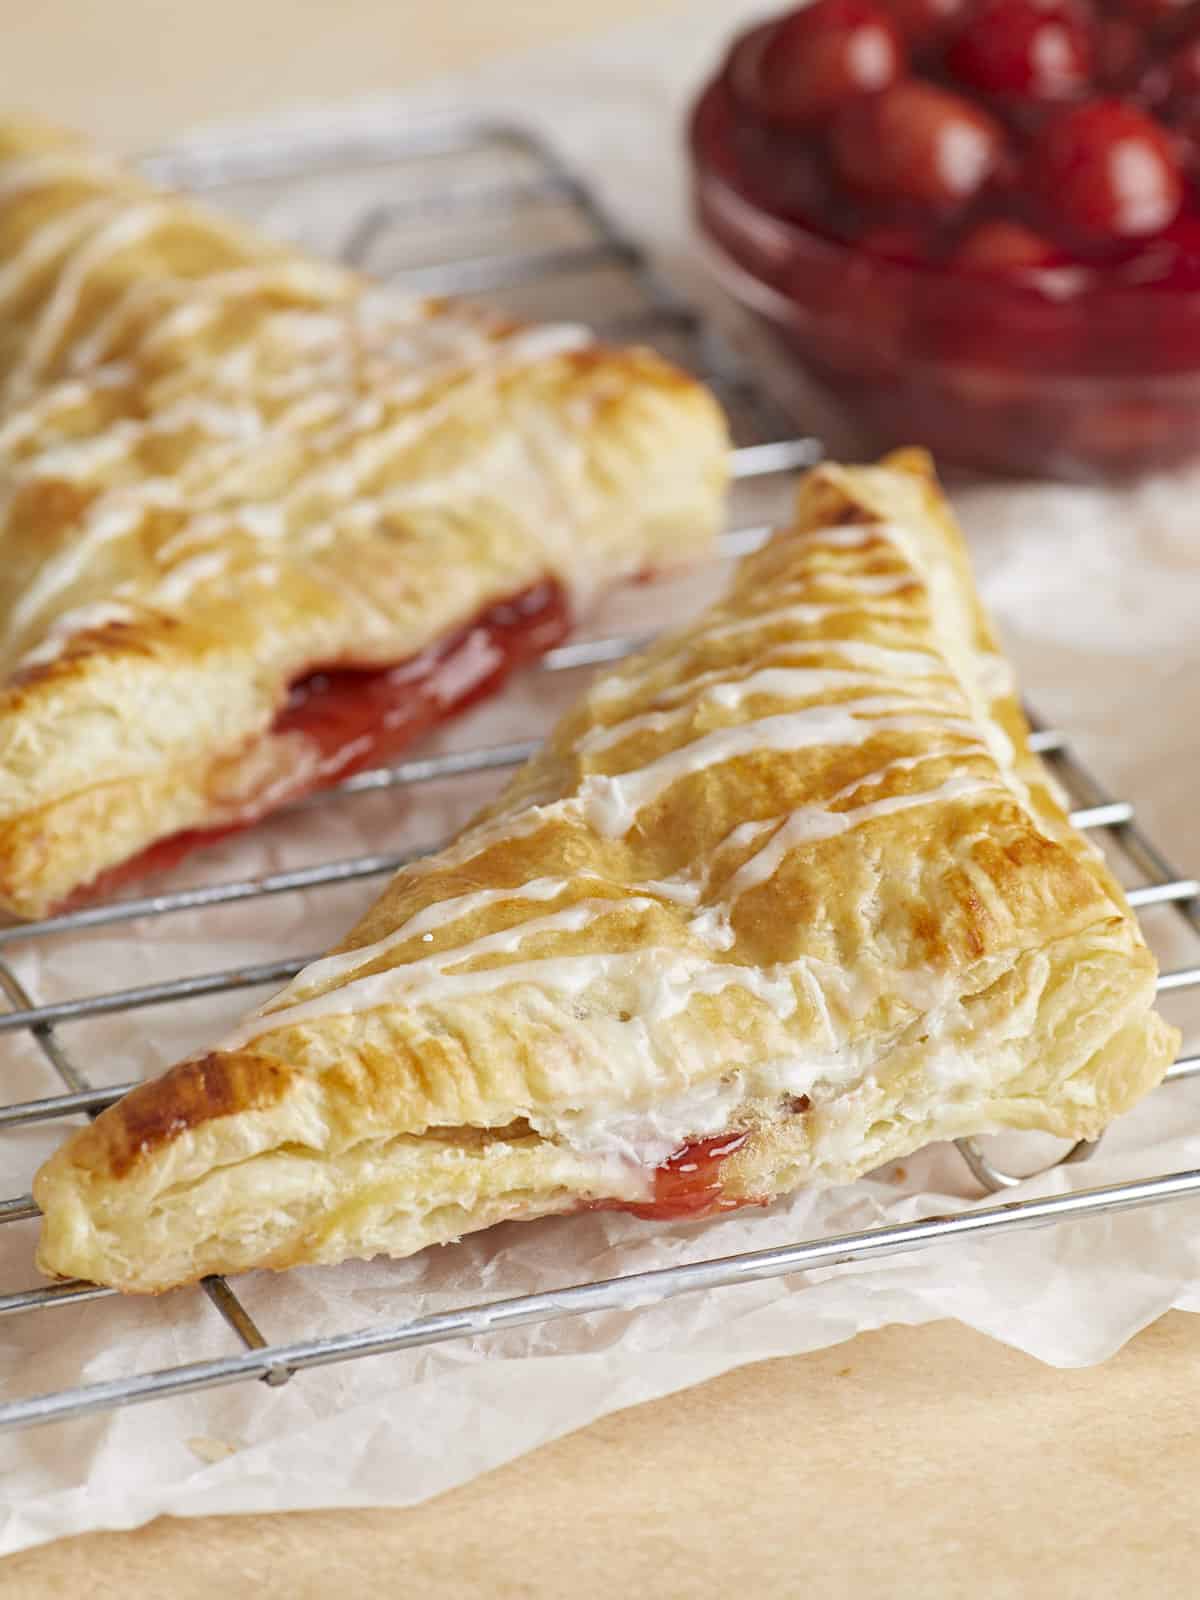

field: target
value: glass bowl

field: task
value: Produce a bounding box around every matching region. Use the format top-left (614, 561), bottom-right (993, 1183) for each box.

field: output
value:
top-left (689, 76), bottom-right (1200, 479)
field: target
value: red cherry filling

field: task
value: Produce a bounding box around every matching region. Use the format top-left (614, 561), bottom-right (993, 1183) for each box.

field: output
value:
top-left (1171, 97), bottom-right (1200, 176)
top-left (60, 580), bottom-right (570, 911)
top-left (878, 0), bottom-right (970, 48)
top-left (728, 121), bottom-right (835, 224)
top-left (1094, 19), bottom-right (1150, 90)
top-left (1143, 211), bottom-right (1200, 283)
top-left (1029, 98), bottom-right (1184, 241)
top-left (858, 222), bottom-right (932, 259)
top-left (831, 80), bottom-right (1006, 211)
top-left (1110, 0), bottom-right (1194, 27)
top-left (1166, 29), bottom-right (1200, 99)
top-left (584, 1133), bottom-right (761, 1222)
top-left (623, 1133), bottom-right (755, 1220)
top-left (748, 0), bottom-right (907, 127)
top-left (954, 217), bottom-right (1061, 268)
top-left (726, 24), bottom-right (780, 115)
top-left (948, 0), bottom-right (1093, 99)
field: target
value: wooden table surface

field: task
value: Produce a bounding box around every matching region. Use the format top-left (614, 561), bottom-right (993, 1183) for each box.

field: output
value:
top-left (4, 4), bottom-right (1198, 1594)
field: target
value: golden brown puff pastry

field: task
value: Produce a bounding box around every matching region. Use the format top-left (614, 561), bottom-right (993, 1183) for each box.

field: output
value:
top-left (34, 450), bottom-right (1179, 1293)
top-left (0, 118), bottom-right (729, 917)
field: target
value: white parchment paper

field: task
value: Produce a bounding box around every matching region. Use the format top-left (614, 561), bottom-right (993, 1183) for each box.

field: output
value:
top-left (3, 1), bottom-right (1200, 1555)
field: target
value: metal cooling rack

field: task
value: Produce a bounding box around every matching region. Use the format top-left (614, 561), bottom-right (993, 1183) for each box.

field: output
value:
top-left (2, 117), bottom-right (1199, 1434)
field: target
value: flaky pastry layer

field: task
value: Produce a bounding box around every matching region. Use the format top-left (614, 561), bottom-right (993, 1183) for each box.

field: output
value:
top-left (0, 118), bottom-right (728, 915)
top-left (34, 450), bottom-right (1178, 1292)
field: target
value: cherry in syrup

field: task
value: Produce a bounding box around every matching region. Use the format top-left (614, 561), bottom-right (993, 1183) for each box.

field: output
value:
top-left (743, 0), bottom-right (907, 128)
top-left (831, 79), bottom-right (1007, 212)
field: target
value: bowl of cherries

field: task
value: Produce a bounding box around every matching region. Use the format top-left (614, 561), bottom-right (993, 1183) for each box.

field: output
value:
top-left (690, 0), bottom-right (1200, 476)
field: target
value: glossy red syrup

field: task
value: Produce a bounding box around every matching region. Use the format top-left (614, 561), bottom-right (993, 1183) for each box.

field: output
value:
top-left (587, 1132), bottom-right (764, 1222)
top-left (68, 580), bottom-right (570, 909)
top-left (630, 1132), bottom-right (760, 1219)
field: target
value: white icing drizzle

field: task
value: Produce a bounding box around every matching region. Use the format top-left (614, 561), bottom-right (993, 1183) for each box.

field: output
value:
top-left (204, 499), bottom-right (1036, 1170)
top-left (3, 202), bottom-right (169, 404)
top-left (0, 379), bottom-right (90, 451)
top-left (699, 598), bottom-right (913, 647)
top-left (589, 606), bottom-right (934, 710)
top-left (590, 640), bottom-right (946, 731)
top-left (226, 896), bottom-right (801, 1052)
top-left (14, 599), bottom-right (138, 671)
top-left (814, 570), bottom-right (916, 595)
top-left (0, 153), bottom-right (608, 670)
top-left (0, 301), bottom-right (598, 669)
top-left (63, 262), bottom-right (345, 372)
top-left (528, 1050), bottom-right (858, 1168)
top-left (278, 877), bottom-right (584, 996)
top-left (578, 668), bottom-right (932, 756)
top-left (0, 152), bottom-right (124, 204)
top-left (17, 424), bottom-right (138, 481)
top-left (577, 700), bottom-right (976, 838)
top-left (633, 874), bottom-right (701, 906)
top-left (974, 649), bottom-right (1017, 703)
top-left (797, 523), bottom-right (878, 547)
top-left (4, 479), bottom-right (184, 651)
top-left (726, 774), bottom-right (998, 899)
top-left (0, 196), bottom-right (124, 314)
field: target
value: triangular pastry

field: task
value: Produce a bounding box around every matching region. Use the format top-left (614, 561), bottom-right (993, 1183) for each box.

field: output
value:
top-left (0, 120), bottom-right (728, 916)
top-left (34, 450), bottom-right (1178, 1292)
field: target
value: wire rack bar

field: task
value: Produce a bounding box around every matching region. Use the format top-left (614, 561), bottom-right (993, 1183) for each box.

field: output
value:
top-left (0, 957), bottom-right (312, 1034)
top-left (0, 963), bottom-right (87, 1094)
top-left (0, 936), bottom-right (274, 1358)
top-left (1167, 1054), bottom-right (1200, 1083)
top-left (1156, 968), bottom-right (1200, 992)
top-left (139, 115), bottom-right (543, 189)
top-left (313, 738), bottom-right (541, 802)
top-left (0, 1082), bottom-right (134, 1127)
top-left (1038, 731), bottom-right (1200, 937)
top-left (5, 1166), bottom-right (1200, 1432)
top-left (343, 171), bottom-right (576, 244)
top-left (392, 240), bottom-right (636, 296)
top-left (0, 851), bottom-right (425, 947)
top-left (1, 1281), bottom-right (112, 1316)
top-left (1127, 879), bottom-right (1200, 908)
top-left (729, 440), bottom-right (822, 479)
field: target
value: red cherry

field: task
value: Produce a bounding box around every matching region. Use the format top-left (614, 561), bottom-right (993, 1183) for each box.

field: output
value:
top-left (954, 218), bottom-right (1062, 269)
top-left (857, 223), bottom-right (932, 260)
top-left (830, 80), bottom-right (1007, 212)
top-left (1094, 19), bottom-right (1150, 90)
top-left (1111, 0), bottom-right (1193, 25)
top-left (1152, 213), bottom-right (1200, 285)
top-left (877, 0), bottom-right (969, 47)
top-left (1029, 99), bottom-right (1184, 240)
top-left (726, 26), bottom-right (772, 111)
top-left (947, 0), bottom-right (1093, 99)
top-left (1168, 97), bottom-right (1200, 172)
top-left (731, 125), bottom-right (836, 223)
top-left (750, 0), bottom-right (907, 128)
top-left (1166, 30), bottom-right (1200, 97)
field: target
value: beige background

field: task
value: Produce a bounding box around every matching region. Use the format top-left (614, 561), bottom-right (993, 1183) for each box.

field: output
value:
top-left (8, 0), bottom-right (679, 150)
top-left (3, 2), bottom-right (1198, 1593)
